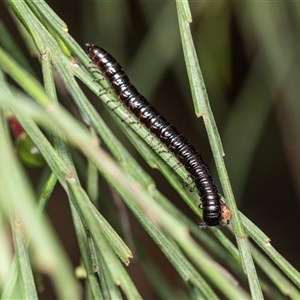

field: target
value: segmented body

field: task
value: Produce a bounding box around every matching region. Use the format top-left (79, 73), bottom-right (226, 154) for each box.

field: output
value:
top-left (86, 43), bottom-right (228, 227)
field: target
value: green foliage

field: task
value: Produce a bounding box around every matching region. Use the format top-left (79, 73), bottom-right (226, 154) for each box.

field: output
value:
top-left (0, 1), bottom-right (300, 299)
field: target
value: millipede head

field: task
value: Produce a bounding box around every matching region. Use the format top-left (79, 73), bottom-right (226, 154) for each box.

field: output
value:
top-left (219, 202), bottom-right (231, 226)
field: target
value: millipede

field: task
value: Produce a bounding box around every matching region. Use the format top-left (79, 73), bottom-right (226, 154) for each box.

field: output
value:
top-left (86, 43), bottom-right (231, 228)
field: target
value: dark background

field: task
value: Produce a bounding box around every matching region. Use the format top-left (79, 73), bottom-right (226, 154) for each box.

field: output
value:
top-left (2, 1), bottom-right (300, 298)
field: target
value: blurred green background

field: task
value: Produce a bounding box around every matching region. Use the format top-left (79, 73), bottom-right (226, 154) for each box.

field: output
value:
top-left (1, 1), bottom-right (300, 298)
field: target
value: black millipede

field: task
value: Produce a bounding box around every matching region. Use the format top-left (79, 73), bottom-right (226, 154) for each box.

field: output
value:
top-left (86, 43), bottom-right (231, 228)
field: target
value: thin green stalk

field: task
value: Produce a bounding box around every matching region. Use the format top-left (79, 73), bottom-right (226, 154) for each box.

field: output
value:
top-left (11, 217), bottom-right (38, 300)
top-left (175, 0), bottom-right (262, 298)
top-left (0, 86), bottom-right (80, 299)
